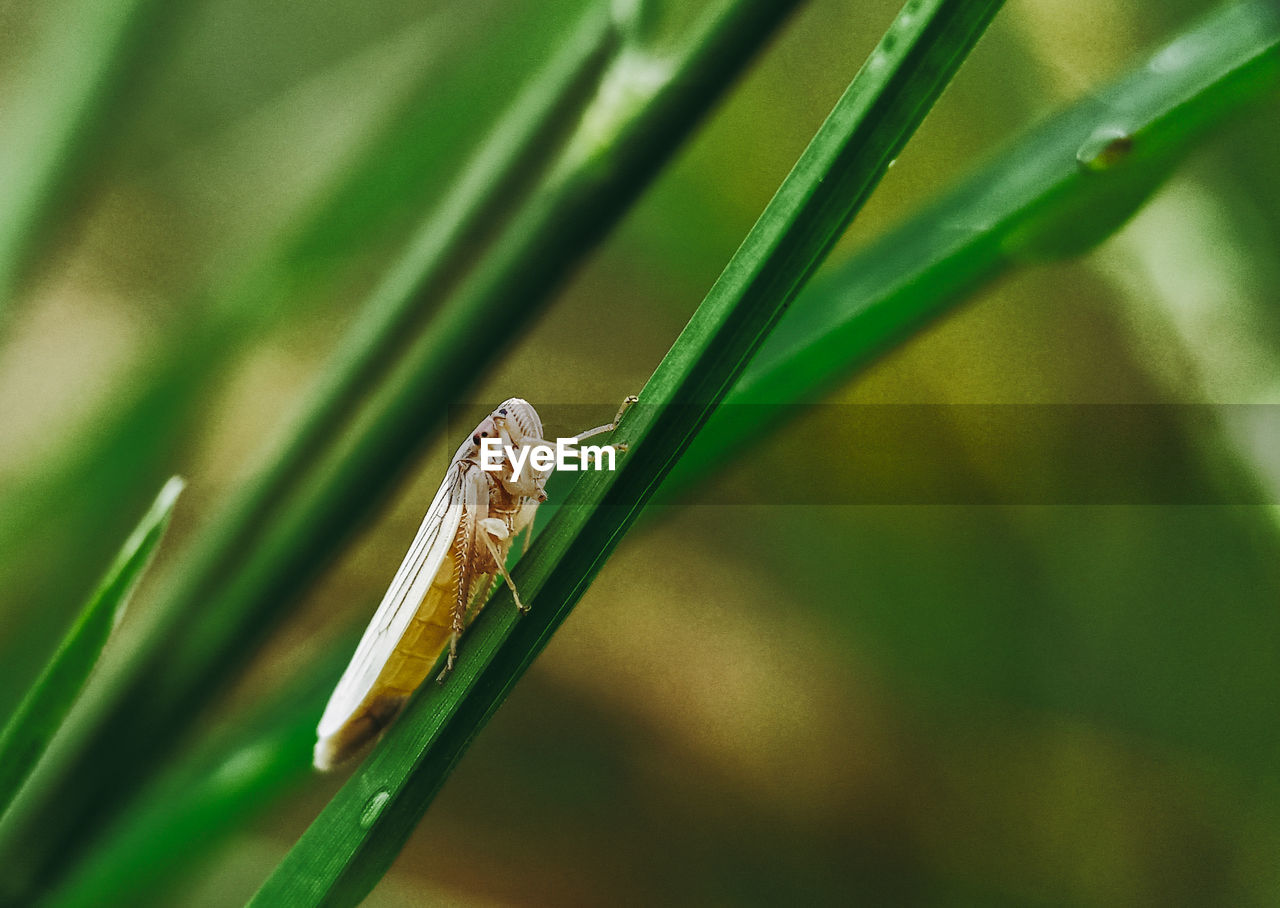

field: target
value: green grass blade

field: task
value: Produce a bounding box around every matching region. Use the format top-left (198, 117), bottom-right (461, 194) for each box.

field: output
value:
top-left (0, 0), bottom-right (165, 310)
top-left (44, 642), bottom-right (354, 908)
top-left (250, 1), bottom-right (1005, 903)
top-left (0, 0), bottom-right (803, 898)
top-left (0, 476), bottom-right (183, 821)
top-left (661, 0), bottom-right (1280, 493)
top-left (0, 3), bottom-right (598, 692)
top-left (42, 5), bottom-right (1277, 898)
top-left (0, 1), bottom-right (613, 888)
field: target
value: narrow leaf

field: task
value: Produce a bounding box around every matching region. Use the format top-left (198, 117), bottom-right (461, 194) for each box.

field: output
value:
top-left (45, 643), bottom-right (354, 908)
top-left (32, 3), bottom-right (1280, 900)
top-left (0, 476), bottom-right (183, 820)
top-left (0, 0), bottom-right (804, 896)
top-left (250, 1), bottom-right (1005, 904)
top-left (665, 0), bottom-right (1280, 494)
top-left (0, 0), bottom-right (165, 310)
top-left (0, 2), bottom-right (597, 681)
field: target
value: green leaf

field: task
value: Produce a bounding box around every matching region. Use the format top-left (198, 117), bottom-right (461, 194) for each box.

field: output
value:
top-left (0, 0), bottom-right (166, 310)
top-left (44, 642), bottom-right (354, 908)
top-left (0, 0), bottom-right (804, 897)
top-left (0, 476), bottom-right (183, 821)
top-left (250, 1), bottom-right (1005, 903)
top-left (0, 1), bottom-right (598, 688)
top-left (663, 0), bottom-right (1280, 494)
top-left (40, 5), bottom-right (1280, 900)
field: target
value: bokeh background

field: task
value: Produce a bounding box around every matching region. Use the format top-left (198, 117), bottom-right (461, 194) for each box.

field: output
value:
top-left (2, 0), bottom-right (1280, 904)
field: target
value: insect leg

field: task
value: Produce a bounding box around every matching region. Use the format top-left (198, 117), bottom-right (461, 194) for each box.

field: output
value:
top-left (438, 466), bottom-right (488, 683)
top-left (568, 391), bottom-right (637, 453)
top-left (467, 572), bottom-right (495, 617)
top-left (570, 394), bottom-right (638, 444)
top-left (477, 517), bottom-right (526, 613)
top-left (513, 497), bottom-right (539, 556)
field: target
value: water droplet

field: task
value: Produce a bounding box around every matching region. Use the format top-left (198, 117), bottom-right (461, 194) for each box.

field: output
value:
top-left (360, 790), bottom-right (391, 829)
top-left (1076, 127), bottom-right (1133, 171)
top-left (887, 157), bottom-right (898, 169)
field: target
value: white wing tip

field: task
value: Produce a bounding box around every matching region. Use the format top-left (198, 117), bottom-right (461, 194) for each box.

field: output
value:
top-left (313, 735), bottom-right (340, 772)
top-left (313, 695), bottom-right (405, 771)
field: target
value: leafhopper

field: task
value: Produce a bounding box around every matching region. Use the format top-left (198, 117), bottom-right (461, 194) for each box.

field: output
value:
top-left (314, 396), bottom-right (634, 771)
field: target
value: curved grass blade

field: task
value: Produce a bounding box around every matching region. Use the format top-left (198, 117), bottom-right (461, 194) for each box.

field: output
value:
top-left (44, 641), bottom-right (355, 908)
top-left (0, 0), bottom-right (804, 897)
top-left (0, 0), bottom-right (168, 312)
top-left (0, 3), bottom-right (597, 700)
top-left (0, 5), bottom-right (615, 894)
top-left (0, 476), bottom-right (183, 821)
top-left (250, 1), bottom-right (1006, 903)
top-left (662, 0), bottom-right (1280, 494)
top-left (34, 3), bottom-right (1280, 900)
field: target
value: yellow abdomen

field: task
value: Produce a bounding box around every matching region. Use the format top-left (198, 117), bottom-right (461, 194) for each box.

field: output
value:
top-left (373, 556), bottom-right (458, 698)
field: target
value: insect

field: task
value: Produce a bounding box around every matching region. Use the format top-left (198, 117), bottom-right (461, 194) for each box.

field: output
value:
top-left (314, 396), bottom-right (635, 771)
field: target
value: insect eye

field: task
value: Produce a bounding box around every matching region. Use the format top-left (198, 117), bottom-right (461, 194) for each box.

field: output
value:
top-left (498, 408), bottom-right (507, 416)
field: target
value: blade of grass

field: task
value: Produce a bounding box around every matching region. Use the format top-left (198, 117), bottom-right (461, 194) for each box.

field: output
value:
top-left (0, 1), bottom-right (614, 888)
top-left (0, 0), bottom-right (805, 897)
top-left (36, 3), bottom-right (1280, 899)
top-left (0, 2), bottom-right (598, 701)
top-left (44, 641), bottom-right (355, 908)
top-left (250, 1), bottom-right (1005, 903)
top-left (663, 0), bottom-right (1280, 494)
top-left (0, 476), bottom-right (183, 821)
top-left (0, 0), bottom-right (167, 311)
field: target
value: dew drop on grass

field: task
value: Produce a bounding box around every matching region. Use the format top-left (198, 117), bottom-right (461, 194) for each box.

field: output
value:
top-left (1076, 126), bottom-right (1133, 171)
top-left (360, 790), bottom-right (391, 829)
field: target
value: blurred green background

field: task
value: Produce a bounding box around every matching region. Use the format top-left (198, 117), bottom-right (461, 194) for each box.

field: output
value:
top-left (2, 0), bottom-right (1280, 904)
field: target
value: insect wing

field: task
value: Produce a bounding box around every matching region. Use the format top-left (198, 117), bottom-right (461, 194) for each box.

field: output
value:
top-left (316, 466), bottom-right (465, 744)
